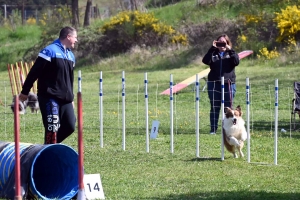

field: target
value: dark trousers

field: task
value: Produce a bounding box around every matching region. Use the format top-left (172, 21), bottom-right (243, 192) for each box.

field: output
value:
top-left (38, 96), bottom-right (76, 144)
top-left (207, 81), bottom-right (236, 132)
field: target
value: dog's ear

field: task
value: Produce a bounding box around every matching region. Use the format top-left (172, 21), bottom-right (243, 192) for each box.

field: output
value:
top-left (236, 105), bottom-right (242, 116)
top-left (224, 107), bottom-right (230, 113)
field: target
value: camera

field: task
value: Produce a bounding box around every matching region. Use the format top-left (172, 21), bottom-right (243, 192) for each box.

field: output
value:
top-left (216, 42), bottom-right (226, 47)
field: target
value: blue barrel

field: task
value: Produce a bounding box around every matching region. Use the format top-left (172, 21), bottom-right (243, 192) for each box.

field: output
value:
top-left (0, 142), bottom-right (78, 199)
top-left (0, 142), bottom-right (31, 190)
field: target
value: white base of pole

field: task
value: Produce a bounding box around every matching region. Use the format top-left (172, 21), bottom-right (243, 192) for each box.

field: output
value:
top-left (77, 189), bottom-right (86, 200)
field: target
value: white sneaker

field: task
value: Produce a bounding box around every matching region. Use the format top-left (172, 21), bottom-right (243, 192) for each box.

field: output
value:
top-left (210, 132), bottom-right (216, 135)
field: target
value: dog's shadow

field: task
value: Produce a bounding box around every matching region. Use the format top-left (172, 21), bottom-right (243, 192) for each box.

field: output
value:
top-left (188, 157), bottom-right (223, 162)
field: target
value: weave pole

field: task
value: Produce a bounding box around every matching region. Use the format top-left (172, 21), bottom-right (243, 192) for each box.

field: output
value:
top-left (14, 96), bottom-right (21, 200)
top-left (122, 71), bottom-right (126, 151)
top-left (221, 77), bottom-right (225, 161)
top-left (195, 74), bottom-right (200, 157)
top-left (145, 73), bottom-right (149, 152)
top-left (274, 79), bottom-right (278, 165)
top-left (99, 71), bottom-right (103, 148)
top-left (246, 78), bottom-right (251, 163)
top-left (170, 74), bottom-right (174, 154)
top-left (77, 70), bottom-right (85, 199)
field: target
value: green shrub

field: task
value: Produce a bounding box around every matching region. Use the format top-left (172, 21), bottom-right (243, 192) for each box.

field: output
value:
top-left (99, 10), bottom-right (188, 55)
top-left (274, 5), bottom-right (300, 45)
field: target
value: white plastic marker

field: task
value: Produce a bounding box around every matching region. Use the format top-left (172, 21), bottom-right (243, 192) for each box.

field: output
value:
top-left (150, 120), bottom-right (160, 139)
top-left (84, 174), bottom-right (105, 199)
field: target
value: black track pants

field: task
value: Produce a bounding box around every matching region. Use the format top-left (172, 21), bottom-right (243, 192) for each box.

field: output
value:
top-left (38, 96), bottom-right (76, 144)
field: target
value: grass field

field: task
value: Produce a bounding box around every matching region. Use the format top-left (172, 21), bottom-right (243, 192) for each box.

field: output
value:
top-left (1, 54), bottom-right (300, 199)
top-left (0, 1), bottom-right (300, 199)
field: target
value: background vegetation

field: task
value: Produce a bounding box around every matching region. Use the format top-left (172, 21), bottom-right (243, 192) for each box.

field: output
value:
top-left (0, 0), bottom-right (300, 199)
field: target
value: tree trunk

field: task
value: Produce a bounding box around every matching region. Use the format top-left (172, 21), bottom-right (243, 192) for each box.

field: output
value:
top-left (83, 0), bottom-right (92, 27)
top-left (72, 0), bottom-right (80, 28)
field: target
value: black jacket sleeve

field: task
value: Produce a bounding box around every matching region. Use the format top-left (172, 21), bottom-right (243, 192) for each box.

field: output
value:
top-left (202, 46), bottom-right (217, 65)
top-left (21, 57), bottom-right (48, 95)
top-left (228, 49), bottom-right (240, 67)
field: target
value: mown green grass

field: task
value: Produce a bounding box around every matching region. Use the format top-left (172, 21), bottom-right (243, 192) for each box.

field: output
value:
top-left (0, 1), bottom-right (300, 199)
top-left (0, 55), bottom-right (300, 199)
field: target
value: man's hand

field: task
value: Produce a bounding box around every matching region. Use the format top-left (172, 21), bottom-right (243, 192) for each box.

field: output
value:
top-left (19, 93), bottom-right (28, 102)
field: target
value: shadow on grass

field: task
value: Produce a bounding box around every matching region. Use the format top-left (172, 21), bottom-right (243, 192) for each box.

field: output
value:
top-left (144, 191), bottom-right (300, 200)
top-left (188, 157), bottom-right (222, 162)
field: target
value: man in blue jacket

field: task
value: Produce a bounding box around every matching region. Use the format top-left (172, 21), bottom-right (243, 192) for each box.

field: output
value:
top-left (19, 26), bottom-right (78, 144)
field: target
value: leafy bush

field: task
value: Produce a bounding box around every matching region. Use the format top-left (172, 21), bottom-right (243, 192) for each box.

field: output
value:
top-left (99, 11), bottom-right (188, 56)
top-left (274, 5), bottom-right (300, 45)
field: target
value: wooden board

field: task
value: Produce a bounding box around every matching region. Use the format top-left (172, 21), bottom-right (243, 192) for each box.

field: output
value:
top-left (160, 50), bottom-right (253, 95)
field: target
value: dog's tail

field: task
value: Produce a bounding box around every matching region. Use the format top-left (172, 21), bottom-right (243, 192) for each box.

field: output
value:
top-left (222, 128), bottom-right (235, 154)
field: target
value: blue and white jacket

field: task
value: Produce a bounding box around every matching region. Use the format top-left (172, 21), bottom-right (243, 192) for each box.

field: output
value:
top-left (21, 39), bottom-right (75, 103)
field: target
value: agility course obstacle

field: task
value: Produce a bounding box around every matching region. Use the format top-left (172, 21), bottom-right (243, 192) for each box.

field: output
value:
top-left (0, 143), bottom-right (79, 199)
top-left (160, 50), bottom-right (253, 95)
top-left (7, 61), bottom-right (37, 96)
top-left (0, 71), bottom-right (86, 199)
top-left (97, 70), bottom-right (279, 165)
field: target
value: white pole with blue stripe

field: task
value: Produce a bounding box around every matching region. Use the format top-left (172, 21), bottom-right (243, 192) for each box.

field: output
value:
top-left (99, 71), bottom-right (103, 148)
top-left (122, 71), bottom-right (126, 151)
top-left (274, 79), bottom-right (278, 165)
top-left (246, 78), bottom-right (250, 163)
top-left (195, 74), bottom-right (200, 157)
top-left (145, 73), bottom-right (149, 152)
top-left (78, 70), bottom-right (81, 92)
top-left (221, 77), bottom-right (224, 161)
top-left (170, 74), bottom-right (174, 154)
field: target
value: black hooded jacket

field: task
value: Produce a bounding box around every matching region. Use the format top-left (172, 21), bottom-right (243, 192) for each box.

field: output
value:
top-left (202, 46), bottom-right (239, 83)
top-left (21, 39), bottom-right (75, 103)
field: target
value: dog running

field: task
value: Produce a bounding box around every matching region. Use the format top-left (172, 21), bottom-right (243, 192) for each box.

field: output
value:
top-left (222, 105), bottom-right (247, 158)
top-left (11, 92), bottom-right (39, 114)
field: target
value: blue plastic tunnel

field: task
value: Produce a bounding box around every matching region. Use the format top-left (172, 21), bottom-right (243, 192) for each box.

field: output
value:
top-left (0, 142), bottom-right (78, 199)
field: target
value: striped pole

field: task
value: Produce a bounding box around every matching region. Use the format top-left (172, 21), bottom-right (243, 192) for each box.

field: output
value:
top-left (145, 73), bottom-right (149, 152)
top-left (99, 72), bottom-right (103, 148)
top-left (221, 77), bottom-right (225, 161)
top-left (195, 74), bottom-right (200, 157)
top-left (14, 96), bottom-right (21, 200)
top-left (274, 79), bottom-right (278, 165)
top-left (170, 74), bottom-right (174, 154)
top-left (77, 70), bottom-right (85, 199)
top-left (246, 78), bottom-right (251, 163)
top-left (122, 71), bottom-right (126, 151)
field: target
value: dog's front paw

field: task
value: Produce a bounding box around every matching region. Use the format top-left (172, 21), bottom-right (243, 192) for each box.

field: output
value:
top-left (239, 152), bottom-right (244, 158)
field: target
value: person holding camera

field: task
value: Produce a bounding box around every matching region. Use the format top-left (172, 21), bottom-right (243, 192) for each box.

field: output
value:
top-left (202, 34), bottom-right (240, 134)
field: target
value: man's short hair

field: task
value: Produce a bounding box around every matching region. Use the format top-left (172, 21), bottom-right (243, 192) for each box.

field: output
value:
top-left (59, 26), bottom-right (76, 40)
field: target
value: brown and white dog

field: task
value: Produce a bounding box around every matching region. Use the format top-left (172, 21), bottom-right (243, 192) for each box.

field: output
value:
top-left (222, 105), bottom-right (247, 158)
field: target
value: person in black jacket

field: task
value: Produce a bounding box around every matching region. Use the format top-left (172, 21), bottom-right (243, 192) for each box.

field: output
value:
top-left (202, 34), bottom-right (240, 134)
top-left (19, 26), bottom-right (78, 144)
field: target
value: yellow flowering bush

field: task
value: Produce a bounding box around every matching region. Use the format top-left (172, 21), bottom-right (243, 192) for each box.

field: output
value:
top-left (26, 17), bottom-right (36, 25)
top-left (274, 5), bottom-right (300, 43)
top-left (100, 10), bottom-right (188, 53)
top-left (257, 47), bottom-right (280, 60)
